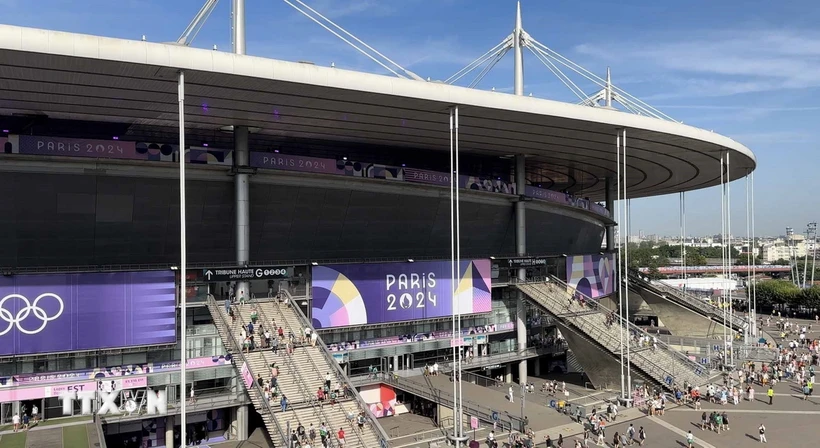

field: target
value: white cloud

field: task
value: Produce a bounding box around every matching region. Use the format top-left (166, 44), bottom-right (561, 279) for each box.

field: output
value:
top-left (574, 29), bottom-right (820, 99)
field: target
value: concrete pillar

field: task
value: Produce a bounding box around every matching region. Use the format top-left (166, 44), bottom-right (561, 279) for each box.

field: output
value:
top-left (533, 358), bottom-right (541, 377)
top-left (605, 177), bottom-right (615, 251)
top-left (392, 355), bottom-right (399, 371)
top-left (234, 126), bottom-right (251, 297)
top-left (514, 154), bottom-right (528, 386)
top-left (505, 363), bottom-right (513, 383)
top-left (236, 405), bottom-right (249, 441)
top-left (165, 415), bottom-right (175, 447)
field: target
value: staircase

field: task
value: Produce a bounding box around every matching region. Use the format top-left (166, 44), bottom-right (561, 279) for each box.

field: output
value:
top-left (206, 297), bottom-right (289, 446)
top-left (627, 270), bottom-right (747, 331)
top-left (253, 294), bottom-right (387, 448)
top-left (514, 278), bottom-right (712, 390)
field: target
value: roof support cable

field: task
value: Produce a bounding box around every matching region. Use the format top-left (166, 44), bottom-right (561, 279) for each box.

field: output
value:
top-left (282, 0), bottom-right (423, 80)
top-left (526, 45), bottom-right (587, 102)
top-left (527, 37), bottom-right (677, 121)
top-left (177, 0), bottom-right (221, 46)
top-left (445, 36), bottom-right (512, 85)
top-left (468, 47), bottom-right (510, 89)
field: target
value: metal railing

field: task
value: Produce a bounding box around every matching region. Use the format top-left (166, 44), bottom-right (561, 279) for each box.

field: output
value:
top-left (95, 418), bottom-right (107, 448)
top-left (245, 296), bottom-right (365, 448)
top-left (514, 280), bottom-right (707, 388)
top-left (281, 289), bottom-right (391, 447)
top-left (383, 373), bottom-right (525, 434)
top-left (627, 270), bottom-right (747, 330)
top-left (547, 276), bottom-right (710, 378)
top-left (206, 295), bottom-right (288, 447)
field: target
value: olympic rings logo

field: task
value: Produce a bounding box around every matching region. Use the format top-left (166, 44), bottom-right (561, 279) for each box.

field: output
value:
top-left (0, 293), bottom-right (64, 336)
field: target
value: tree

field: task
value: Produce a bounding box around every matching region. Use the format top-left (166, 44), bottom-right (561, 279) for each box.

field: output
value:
top-left (799, 286), bottom-right (820, 309)
top-left (754, 280), bottom-right (801, 307)
top-left (735, 255), bottom-right (762, 266)
top-left (685, 252), bottom-right (707, 267)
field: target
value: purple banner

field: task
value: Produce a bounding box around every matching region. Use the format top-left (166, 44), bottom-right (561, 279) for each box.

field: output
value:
top-left (0, 271), bottom-right (176, 356)
top-left (526, 186), bottom-right (610, 218)
top-left (0, 355), bottom-right (231, 388)
top-left (4, 133), bottom-right (610, 218)
top-left (17, 135), bottom-right (137, 160)
top-left (133, 142), bottom-right (233, 166)
top-left (403, 167), bottom-right (452, 186)
top-left (566, 253), bottom-right (616, 299)
top-left (312, 260), bottom-right (492, 329)
top-left (462, 175), bottom-right (517, 195)
top-left (249, 152), bottom-right (337, 174)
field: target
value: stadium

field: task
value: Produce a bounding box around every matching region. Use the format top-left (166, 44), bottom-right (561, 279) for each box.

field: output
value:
top-left (0, 3), bottom-right (756, 448)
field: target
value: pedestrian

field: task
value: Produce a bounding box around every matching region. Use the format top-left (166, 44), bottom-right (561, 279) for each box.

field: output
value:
top-left (767, 386), bottom-right (774, 405)
top-left (638, 426), bottom-right (646, 446)
top-left (686, 430), bottom-right (695, 448)
top-left (758, 423), bottom-right (767, 443)
top-left (12, 413), bottom-right (19, 432)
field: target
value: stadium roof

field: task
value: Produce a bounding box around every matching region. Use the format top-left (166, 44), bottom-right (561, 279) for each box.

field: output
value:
top-left (0, 25), bottom-right (756, 201)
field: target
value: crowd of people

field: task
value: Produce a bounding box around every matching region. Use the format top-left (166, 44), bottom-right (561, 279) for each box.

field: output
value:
top-left (223, 293), bottom-right (365, 448)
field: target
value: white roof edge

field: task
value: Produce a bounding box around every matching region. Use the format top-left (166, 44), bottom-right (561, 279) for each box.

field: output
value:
top-left (0, 24), bottom-right (756, 168)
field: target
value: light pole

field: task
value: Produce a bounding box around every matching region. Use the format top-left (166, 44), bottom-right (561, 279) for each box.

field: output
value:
top-left (177, 70), bottom-right (188, 448)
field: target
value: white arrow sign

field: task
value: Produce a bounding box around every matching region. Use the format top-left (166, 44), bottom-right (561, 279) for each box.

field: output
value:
top-left (204, 270), bottom-right (214, 280)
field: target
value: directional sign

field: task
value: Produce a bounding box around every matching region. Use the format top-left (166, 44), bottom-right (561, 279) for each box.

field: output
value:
top-left (491, 411), bottom-right (499, 422)
top-left (202, 266), bottom-right (290, 282)
top-left (502, 257), bottom-right (548, 268)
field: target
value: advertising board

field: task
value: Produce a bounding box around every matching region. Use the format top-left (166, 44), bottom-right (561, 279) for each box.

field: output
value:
top-left (566, 253), bottom-right (616, 299)
top-left (311, 260), bottom-right (492, 329)
top-left (0, 270), bottom-right (176, 356)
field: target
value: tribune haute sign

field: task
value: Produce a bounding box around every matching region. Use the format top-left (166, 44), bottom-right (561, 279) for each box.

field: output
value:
top-left (59, 389), bottom-right (167, 416)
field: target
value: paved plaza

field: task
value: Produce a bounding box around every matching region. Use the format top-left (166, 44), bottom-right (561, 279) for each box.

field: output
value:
top-left (522, 372), bottom-right (820, 447)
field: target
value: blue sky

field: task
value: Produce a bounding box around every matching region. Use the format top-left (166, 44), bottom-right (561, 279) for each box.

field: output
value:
top-left (2, 0), bottom-right (818, 237)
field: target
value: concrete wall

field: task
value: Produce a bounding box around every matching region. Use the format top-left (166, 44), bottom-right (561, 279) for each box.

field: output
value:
top-left (555, 321), bottom-right (654, 391)
top-left (631, 285), bottom-right (732, 338)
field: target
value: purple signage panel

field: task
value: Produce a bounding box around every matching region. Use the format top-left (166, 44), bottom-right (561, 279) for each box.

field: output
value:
top-left (0, 271), bottom-right (176, 356)
top-left (566, 253), bottom-right (616, 299)
top-left (403, 168), bottom-right (452, 187)
top-left (249, 152), bottom-right (338, 174)
top-left (17, 135), bottom-right (138, 160)
top-left (525, 186), bottom-right (566, 203)
top-left (311, 260), bottom-right (492, 329)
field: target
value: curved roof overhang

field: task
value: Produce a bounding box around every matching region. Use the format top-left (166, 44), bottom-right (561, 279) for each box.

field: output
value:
top-left (0, 25), bottom-right (756, 201)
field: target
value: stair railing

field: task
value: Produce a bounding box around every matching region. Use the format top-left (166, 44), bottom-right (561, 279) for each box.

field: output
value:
top-left (547, 276), bottom-right (710, 378)
top-left (515, 282), bottom-right (705, 388)
top-left (243, 295), bottom-right (361, 448)
top-left (627, 270), bottom-right (746, 329)
top-left (282, 289), bottom-right (392, 448)
top-left (206, 296), bottom-right (288, 446)
top-left (537, 280), bottom-right (704, 383)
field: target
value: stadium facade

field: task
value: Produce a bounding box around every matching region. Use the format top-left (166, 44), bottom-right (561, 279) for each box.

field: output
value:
top-left (0, 22), bottom-right (755, 448)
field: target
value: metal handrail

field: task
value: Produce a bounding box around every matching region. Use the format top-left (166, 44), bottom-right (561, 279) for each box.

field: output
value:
top-left (514, 281), bottom-right (706, 388)
top-left (95, 417), bottom-right (107, 448)
top-left (206, 296), bottom-right (288, 446)
top-left (247, 296), bottom-right (366, 448)
top-left (281, 289), bottom-right (392, 447)
top-left (547, 276), bottom-right (710, 377)
top-left (384, 374), bottom-right (524, 433)
top-left (626, 270), bottom-right (747, 328)
top-left (538, 280), bottom-right (705, 381)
